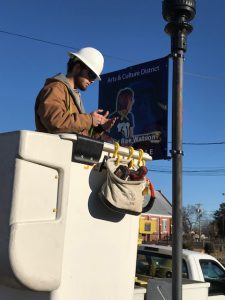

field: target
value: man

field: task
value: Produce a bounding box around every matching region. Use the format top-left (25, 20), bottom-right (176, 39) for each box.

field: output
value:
top-left (35, 47), bottom-right (115, 138)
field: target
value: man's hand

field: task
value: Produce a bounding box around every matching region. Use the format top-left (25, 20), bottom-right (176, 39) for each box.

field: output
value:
top-left (91, 109), bottom-right (105, 127)
top-left (97, 109), bottom-right (117, 131)
top-left (91, 109), bottom-right (117, 129)
top-left (101, 116), bottom-right (117, 131)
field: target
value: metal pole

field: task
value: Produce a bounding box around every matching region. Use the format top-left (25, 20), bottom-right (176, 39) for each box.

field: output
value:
top-left (172, 47), bottom-right (184, 300)
top-left (162, 2), bottom-right (196, 300)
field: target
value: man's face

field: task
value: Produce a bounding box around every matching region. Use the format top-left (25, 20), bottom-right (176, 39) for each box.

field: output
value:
top-left (74, 65), bottom-right (97, 91)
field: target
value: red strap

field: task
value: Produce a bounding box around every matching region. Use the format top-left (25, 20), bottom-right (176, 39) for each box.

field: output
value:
top-left (149, 181), bottom-right (155, 199)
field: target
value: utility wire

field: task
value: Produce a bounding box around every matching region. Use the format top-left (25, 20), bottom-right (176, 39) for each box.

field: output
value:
top-left (168, 141), bottom-right (225, 146)
top-left (0, 29), bottom-right (134, 63)
top-left (183, 142), bottom-right (225, 146)
top-left (1, 29), bottom-right (225, 79)
top-left (185, 71), bottom-right (225, 83)
top-left (150, 168), bottom-right (225, 176)
top-left (0, 29), bottom-right (75, 49)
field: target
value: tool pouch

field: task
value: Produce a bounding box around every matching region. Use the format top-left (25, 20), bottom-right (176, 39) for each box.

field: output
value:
top-left (99, 158), bottom-right (155, 215)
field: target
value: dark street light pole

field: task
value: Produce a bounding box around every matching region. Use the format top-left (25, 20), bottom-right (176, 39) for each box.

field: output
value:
top-left (162, 1), bottom-right (196, 300)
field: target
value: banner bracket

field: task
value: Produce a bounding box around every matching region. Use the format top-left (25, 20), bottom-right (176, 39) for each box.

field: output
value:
top-left (170, 149), bottom-right (184, 157)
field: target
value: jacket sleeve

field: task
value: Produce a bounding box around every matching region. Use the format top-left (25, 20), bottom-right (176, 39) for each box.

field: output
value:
top-left (36, 82), bottom-right (93, 133)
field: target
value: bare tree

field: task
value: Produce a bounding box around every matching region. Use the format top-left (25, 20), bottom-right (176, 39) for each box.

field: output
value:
top-left (183, 204), bottom-right (214, 238)
top-left (183, 205), bottom-right (198, 234)
top-left (213, 203), bottom-right (225, 238)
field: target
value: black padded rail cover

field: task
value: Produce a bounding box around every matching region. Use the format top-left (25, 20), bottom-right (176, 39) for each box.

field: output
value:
top-left (72, 134), bottom-right (104, 165)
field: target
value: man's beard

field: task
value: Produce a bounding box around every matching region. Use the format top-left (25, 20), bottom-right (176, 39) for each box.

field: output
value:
top-left (74, 75), bottom-right (87, 91)
top-left (78, 85), bottom-right (86, 91)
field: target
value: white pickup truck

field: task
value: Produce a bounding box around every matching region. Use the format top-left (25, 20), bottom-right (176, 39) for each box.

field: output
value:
top-left (136, 244), bottom-right (225, 299)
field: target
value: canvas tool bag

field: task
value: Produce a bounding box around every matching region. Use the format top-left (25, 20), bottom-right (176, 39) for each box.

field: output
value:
top-left (99, 158), bottom-right (155, 215)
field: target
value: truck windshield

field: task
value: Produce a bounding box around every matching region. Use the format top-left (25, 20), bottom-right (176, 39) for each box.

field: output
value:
top-left (200, 259), bottom-right (225, 296)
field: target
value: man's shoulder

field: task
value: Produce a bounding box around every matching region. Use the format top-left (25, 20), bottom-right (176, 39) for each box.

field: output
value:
top-left (44, 79), bottom-right (68, 90)
top-left (36, 79), bottom-right (68, 101)
top-left (39, 80), bottom-right (70, 98)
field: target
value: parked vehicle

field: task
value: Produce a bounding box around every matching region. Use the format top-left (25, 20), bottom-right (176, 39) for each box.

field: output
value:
top-left (136, 244), bottom-right (225, 298)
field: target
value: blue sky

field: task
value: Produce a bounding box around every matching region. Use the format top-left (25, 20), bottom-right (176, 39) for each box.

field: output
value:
top-left (0, 1), bottom-right (225, 215)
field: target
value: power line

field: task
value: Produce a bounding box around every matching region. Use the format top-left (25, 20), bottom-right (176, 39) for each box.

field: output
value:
top-left (1, 29), bottom-right (225, 82)
top-left (0, 29), bottom-right (76, 49)
top-left (183, 142), bottom-right (225, 145)
top-left (148, 163), bottom-right (225, 176)
top-left (0, 29), bottom-right (134, 63)
top-left (168, 141), bottom-right (225, 146)
top-left (184, 71), bottom-right (225, 83)
top-left (150, 168), bottom-right (225, 176)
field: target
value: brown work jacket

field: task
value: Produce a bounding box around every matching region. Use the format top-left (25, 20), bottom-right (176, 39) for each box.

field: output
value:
top-left (35, 76), bottom-right (93, 136)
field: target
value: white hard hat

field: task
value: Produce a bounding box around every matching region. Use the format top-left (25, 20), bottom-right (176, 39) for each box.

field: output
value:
top-left (68, 47), bottom-right (104, 80)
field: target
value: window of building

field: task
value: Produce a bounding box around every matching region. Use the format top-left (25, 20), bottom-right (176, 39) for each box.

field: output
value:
top-left (162, 219), bottom-right (167, 232)
top-left (144, 223), bottom-right (151, 232)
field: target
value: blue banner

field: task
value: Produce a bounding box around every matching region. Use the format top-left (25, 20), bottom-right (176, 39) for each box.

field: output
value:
top-left (99, 56), bottom-right (169, 160)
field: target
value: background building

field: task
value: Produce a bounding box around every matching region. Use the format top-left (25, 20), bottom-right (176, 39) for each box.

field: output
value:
top-left (139, 190), bottom-right (172, 243)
